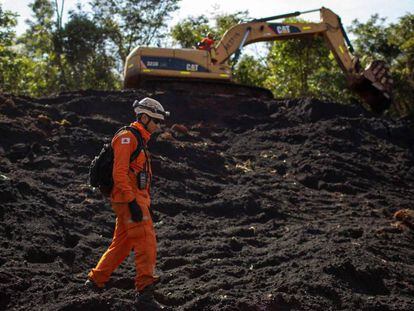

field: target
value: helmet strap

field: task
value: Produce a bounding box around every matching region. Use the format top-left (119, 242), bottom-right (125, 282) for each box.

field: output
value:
top-left (137, 114), bottom-right (151, 130)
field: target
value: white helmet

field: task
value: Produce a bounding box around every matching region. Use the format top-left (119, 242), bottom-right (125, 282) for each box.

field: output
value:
top-left (133, 97), bottom-right (170, 120)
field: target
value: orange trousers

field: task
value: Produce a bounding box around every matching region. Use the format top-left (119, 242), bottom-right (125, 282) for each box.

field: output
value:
top-left (88, 200), bottom-right (157, 291)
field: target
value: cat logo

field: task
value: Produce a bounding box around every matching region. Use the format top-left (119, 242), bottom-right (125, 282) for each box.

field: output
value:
top-left (186, 64), bottom-right (199, 71)
top-left (276, 25), bottom-right (291, 34)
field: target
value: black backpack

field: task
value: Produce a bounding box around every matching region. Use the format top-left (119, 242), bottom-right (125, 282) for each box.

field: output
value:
top-left (89, 126), bottom-right (144, 197)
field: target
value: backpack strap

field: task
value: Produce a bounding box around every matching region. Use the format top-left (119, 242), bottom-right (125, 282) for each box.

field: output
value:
top-left (126, 126), bottom-right (144, 162)
top-left (113, 125), bottom-right (145, 162)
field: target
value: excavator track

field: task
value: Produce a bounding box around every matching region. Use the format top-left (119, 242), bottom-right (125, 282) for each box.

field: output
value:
top-left (131, 78), bottom-right (274, 100)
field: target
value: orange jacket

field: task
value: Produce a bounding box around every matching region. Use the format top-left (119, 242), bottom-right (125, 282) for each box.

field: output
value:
top-left (110, 122), bottom-right (152, 205)
top-left (198, 37), bottom-right (215, 51)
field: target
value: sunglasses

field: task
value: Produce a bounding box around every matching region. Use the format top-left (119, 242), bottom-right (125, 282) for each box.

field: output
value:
top-left (152, 118), bottom-right (164, 125)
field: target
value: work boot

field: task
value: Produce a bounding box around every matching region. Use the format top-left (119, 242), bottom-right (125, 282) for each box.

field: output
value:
top-left (135, 284), bottom-right (165, 310)
top-left (84, 279), bottom-right (104, 291)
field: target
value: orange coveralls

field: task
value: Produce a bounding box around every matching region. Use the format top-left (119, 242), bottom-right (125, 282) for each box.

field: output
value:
top-left (88, 122), bottom-right (157, 291)
top-left (198, 37), bottom-right (215, 51)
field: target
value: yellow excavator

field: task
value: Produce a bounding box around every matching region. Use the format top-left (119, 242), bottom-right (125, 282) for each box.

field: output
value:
top-left (124, 7), bottom-right (393, 114)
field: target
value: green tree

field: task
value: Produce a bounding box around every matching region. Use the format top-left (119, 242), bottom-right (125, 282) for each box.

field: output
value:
top-left (90, 0), bottom-right (181, 69)
top-left (348, 15), bottom-right (400, 65)
top-left (0, 4), bottom-right (18, 92)
top-left (264, 20), bottom-right (351, 101)
top-left (232, 55), bottom-right (268, 87)
top-left (19, 0), bottom-right (62, 95)
top-left (0, 4), bottom-right (35, 94)
top-left (62, 11), bottom-right (120, 90)
top-left (214, 11), bottom-right (248, 38)
top-left (349, 14), bottom-right (414, 117)
top-left (171, 11), bottom-right (248, 48)
top-left (171, 15), bottom-right (211, 48)
top-left (0, 5), bottom-right (17, 44)
top-left (389, 13), bottom-right (414, 117)
top-left (16, 0), bottom-right (121, 95)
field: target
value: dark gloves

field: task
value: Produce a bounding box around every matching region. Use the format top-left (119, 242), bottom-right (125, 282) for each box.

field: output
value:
top-left (128, 200), bottom-right (143, 222)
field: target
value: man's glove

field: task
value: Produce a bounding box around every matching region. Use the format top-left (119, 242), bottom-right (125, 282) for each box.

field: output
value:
top-left (128, 200), bottom-right (143, 222)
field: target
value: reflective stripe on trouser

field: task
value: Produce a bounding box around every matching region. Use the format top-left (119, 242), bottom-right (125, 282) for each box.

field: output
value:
top-left (88, 202), bottom-right (157, 291)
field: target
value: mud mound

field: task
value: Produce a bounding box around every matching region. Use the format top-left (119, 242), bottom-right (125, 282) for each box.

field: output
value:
top-left (0, 90), bottom-right (413, 311)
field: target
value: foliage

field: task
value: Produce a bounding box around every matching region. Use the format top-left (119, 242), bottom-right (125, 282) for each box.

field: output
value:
top-left (0, 4), bottom-right (18, 92)
top-left (0, 5), bottom-right (17, 44)
top-left (17, 0), bottom-right (61, 95)
top-left (348, 15), bottom-right (400, 65)
top-left (349, 14), bottom-right (414, 118)
top-left (232, 55), bottom-right (268, 87)
top-left (388, 13), bottom-right (414, 117)
top-left (264, 34), bottom-right (352, 101)
top-left (171, 11), bottom-right (248, 48)
top-left (0, 4), bottom-right (34, 95)
top-left (62, 11), bottom-right (120, 90)
top-left (89, 0), bottom-right (180, 68)
top-left (2, 0), bottom-right (179, 96)
top-left (171, 15), bottom-right (211, 48)
top-left (214, 11), bottom-right (248, 38)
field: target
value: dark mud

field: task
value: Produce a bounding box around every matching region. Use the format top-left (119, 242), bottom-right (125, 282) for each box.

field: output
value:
top-left (0, 90), bottom-right (413, 310)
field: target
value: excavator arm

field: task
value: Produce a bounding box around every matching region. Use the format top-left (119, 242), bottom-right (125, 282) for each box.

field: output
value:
top-left (213, 7), bottom-right (393, 113)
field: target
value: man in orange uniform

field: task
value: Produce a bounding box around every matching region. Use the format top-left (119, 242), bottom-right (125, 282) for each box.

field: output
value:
top-left (198, 32), bottom-right (217, 63)
top-left (86, 97), bottom-right (169, 308)
top-left (198, 32), bottom-right (215, 51)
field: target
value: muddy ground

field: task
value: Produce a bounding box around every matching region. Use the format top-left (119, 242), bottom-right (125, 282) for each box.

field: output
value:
top-left (0, 89), bottom-right (413, 310)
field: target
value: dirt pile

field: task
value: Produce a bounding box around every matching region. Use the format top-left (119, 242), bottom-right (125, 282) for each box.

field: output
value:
top-left (0, 90), bottom-right (413, 310)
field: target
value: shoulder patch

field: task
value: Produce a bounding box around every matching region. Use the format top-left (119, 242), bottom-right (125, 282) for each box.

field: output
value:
top-left (121, 137), bottom-right (131, 144)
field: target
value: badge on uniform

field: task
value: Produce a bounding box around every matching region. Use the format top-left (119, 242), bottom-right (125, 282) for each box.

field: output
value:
top-left (121, 137), bottom-right (130, 144)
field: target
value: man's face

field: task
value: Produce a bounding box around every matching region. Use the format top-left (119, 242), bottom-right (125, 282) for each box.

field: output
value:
top-left (143, 115), bottom-right (163, 134)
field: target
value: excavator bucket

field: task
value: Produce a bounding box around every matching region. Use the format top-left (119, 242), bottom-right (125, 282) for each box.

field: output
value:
top-left (348, 60), bottom-right (393, 114)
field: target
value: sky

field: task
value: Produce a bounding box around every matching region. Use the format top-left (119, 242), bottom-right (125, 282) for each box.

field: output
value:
top-left (3, 0), bottom-right (413, 35)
